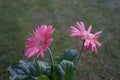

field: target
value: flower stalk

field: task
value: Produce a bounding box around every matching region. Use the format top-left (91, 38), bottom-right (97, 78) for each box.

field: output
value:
top-left (47, 47), bottom-right (54, 66)
top-left (75, 40), bottom-right (85, 68)
top-left (47, 47), bottom-right (54, 80)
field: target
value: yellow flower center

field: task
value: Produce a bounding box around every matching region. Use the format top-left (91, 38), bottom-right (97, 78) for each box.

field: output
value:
top-left (37, 40), bottom-right (44, 48)
top-left (85, 34), bottom-right (98, 41)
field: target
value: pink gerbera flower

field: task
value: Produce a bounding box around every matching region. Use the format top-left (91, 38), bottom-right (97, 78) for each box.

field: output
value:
top-left (70, 21), bottom-right (102, 53)
top-left (25, 25), bottom-right (55, 58)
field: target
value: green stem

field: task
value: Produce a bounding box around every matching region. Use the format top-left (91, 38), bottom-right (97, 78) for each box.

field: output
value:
top-left (47, 47), bottom-right (54, 80)
top-left (33, 55), bottom-right (37, 63)
top-left (75, 40), bottom-right (85, 68)
top-left (47, 47), bottom-right (54, 66)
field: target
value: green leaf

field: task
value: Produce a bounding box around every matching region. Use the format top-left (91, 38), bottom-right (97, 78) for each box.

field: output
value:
top-left (52, 64), bottom-right (65, 80)
top-left (37, 75), bottom-right (49, 80)
top-left (52, 60), bottom-right (76, 80)
top-left (7, 60), bottom-right (50, 80)
top-left (56, 49), bottom-right (78, 64)
top-left (60, 60), bottom-right (75, 80)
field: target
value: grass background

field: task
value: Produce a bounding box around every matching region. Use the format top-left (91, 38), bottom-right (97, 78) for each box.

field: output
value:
top-left (0, 0), bottom-right (120, 80)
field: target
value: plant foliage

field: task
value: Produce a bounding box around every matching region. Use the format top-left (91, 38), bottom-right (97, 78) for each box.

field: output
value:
top-left (8, 49), bottom-right (78, 80)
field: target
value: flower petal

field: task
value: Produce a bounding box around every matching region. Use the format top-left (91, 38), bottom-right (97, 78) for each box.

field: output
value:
top-left (70, 26), bottom-right (81, 36)
top-left (91, 42), bottom-right (97, 53)
top-left (94, 31), bottom-right (102, 36)
top-left (95, 41), bottom-right (102, 47)
top-left (76, 21), bottom-right (85, 31)
top-left (87, 25), bottom-right (92, 33)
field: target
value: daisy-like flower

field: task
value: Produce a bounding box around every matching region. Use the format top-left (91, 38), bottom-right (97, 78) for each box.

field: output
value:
top-left (70, 21), bottom-right (102, 53)
top-left (25, 25), bottom-right (55, 58)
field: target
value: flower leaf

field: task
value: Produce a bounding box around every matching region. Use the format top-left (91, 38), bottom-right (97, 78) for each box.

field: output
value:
top-left (37, 75), bottom-right (49, 80)
top-left (56, 49), bottom-right (78, 64)
top-left (7, 60), bottom-right (49, 80)
top-left (52, 64), bottom-right (65, 80)
top-left (60, 60), bottom-right (75, 80)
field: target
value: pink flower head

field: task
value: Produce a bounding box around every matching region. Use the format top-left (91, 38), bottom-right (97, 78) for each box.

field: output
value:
top-left (70, 21), bottom-right (102, 53)
top-left (25, 25), bottom-right (55, 58)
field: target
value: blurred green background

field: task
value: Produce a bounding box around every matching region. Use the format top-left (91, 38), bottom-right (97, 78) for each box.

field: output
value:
top-left (0, 0), bottom-right (120, 80)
